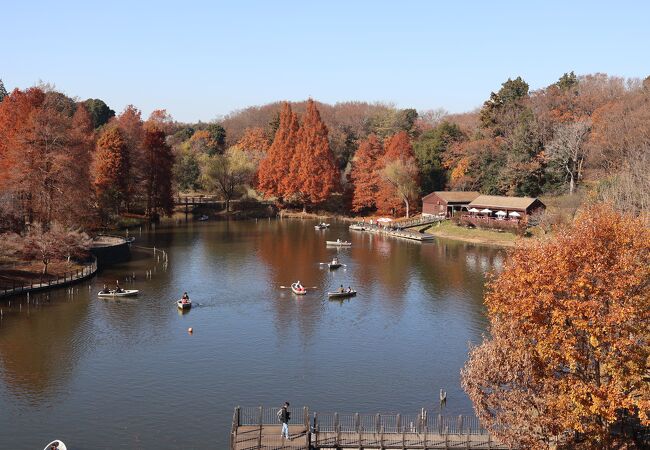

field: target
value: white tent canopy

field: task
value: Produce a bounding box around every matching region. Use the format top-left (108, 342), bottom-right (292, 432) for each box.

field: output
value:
top-left (468, 208), bottom-right (480, 213)
top-left (496, 210), bottom-right (507, 216)
top-left (377, 217), bottom-right (393, 222)
top-left (508, 211), bottom-right (521, 217)
top-left (480, 209), bottom-right (492, 214)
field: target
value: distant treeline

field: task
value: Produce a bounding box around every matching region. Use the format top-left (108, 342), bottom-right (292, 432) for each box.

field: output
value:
top-left (0, 72), bottom-right (648, 234)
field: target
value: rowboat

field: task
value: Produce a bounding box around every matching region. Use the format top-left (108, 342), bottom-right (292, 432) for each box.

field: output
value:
top-left (291, 283), bottom-right (307, 295)
top-left (349, 224), bottom-right (366, 231)
top-left (97, 289), bottom-right (139, 297)
top-left (314, 222), bottom-right (330, 230)
top-left (177, 299), bottom-right (192, 310)
top-left (326, 240), bottom-right (351, 246)
top-left (44, 440), bottom-right (67, 450)
top-left (198, 215), bottom-right (209, 221)
top-left (328, 290), bottom-right (357, 298)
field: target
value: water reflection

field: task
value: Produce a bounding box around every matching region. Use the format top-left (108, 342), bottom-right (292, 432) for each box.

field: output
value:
top-left (0, 290), bottom-right (92, 401)
top-left (0, 219), bottom-right (506, 449)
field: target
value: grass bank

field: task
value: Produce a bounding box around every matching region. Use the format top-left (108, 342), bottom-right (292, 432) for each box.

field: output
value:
top-left (420, 221), bottom-right (519, 248)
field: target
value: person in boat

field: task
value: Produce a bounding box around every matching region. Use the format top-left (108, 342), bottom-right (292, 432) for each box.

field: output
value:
top-left (332, 256), bottom-right (339, 265)
top-left (336, 238), bottom-right (341, 243)
top-left (50, 443), bottom-right (60, 450)
top-left (296, 281), bottom-right (303, 290)
top-left (347, 286), bottom-right (352, 293)
top-left (181, 292), bottom-right (190, 303)
top-left (115, 281), bottom-right (124, 293)
top-left (101, 284), bottom-right (111, 294)
top-left (339, 284), bottom-right (344, 293)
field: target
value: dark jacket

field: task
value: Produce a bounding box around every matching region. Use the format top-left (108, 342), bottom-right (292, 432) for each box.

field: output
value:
top-left (280, 407), bottom-right (290, 424)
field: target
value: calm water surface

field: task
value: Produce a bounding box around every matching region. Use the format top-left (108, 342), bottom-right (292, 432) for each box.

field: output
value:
top-left (0, 219), bottom-right (504, 449)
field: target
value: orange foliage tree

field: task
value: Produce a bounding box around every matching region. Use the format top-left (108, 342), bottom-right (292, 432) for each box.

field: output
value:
top-left (288, 99), bottom-right (338, 209)
top-left (257, 102), bottom-right (299, 200)
top-left (93, 126), bottom-right (130, 217)
top-left (114, 105), bottom-right (144, 207)
top-left (0, 87), bottom-right (95, 227)
top-left (350, 134), bottom-right (384, 212)
top-left (237, 127), bottom-right (270, 153)
top-left (377, 131), bottom-right (419, 216)
top-left (142, 122), bottom-right (174, 217)
top-left (462, 205), bottom-right (650, 449)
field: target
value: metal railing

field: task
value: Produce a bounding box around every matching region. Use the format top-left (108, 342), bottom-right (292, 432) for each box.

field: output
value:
top-left (395, 215), bottom-right (445, 229)
top-left (0, 256), bottom-right (98, 299)
top-left (230, 406), bottom-right (507, 449)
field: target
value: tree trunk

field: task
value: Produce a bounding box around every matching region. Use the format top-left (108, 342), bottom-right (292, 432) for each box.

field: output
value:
top-left (226, 198), bottom-right (230, 212)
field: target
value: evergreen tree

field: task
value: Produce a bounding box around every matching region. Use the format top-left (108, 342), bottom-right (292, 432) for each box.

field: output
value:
top-left (414, 121), bottom-right (465, 194)
top-left (556, 71), bottom-right (578, 91)
top-left (83, 98), bottom-right (115, 128)
top-left (0, 79), bottom-right (7, 103)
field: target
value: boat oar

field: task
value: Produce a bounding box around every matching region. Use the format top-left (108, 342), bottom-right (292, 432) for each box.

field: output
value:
top-left (280, 285), bottom-right (319, 289)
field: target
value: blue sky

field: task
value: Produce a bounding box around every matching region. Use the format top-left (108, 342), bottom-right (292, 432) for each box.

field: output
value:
top-left (2, 0), bottom-right (649, 122)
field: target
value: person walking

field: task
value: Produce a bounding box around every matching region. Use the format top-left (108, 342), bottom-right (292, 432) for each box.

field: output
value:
top-left (279, 402), bottom-right (291, 440)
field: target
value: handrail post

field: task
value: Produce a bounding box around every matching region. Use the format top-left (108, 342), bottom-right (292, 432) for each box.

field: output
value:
top-left (335, 412), bottom-right (340, 447)
top-left (380, 424), bottom-right (385, 449)
top-left (257, 406), bottom-right (263, 448)
top-left (375, 413), bottom-right (380, 434)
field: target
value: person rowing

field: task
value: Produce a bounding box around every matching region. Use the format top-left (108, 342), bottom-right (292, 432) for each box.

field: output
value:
top-left (100, 284), bottom-right (111, 294)
top-left (339, 284), bottom-right (344, 293)
top-left (332, 256), bottom-right (339, 265)
top-left (181, 292), bottom-right (190, 303)
top-left (114, 281), bottom-right (125, 293)
top-left (296, 281), bottom-right (303, 290)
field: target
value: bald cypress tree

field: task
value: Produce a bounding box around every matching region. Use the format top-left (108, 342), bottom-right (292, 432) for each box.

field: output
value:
top-left (289, 99), bottom-right (338, 210)
top-left (351, 134), bottom-right (384, 212)
top-left (257, 102), bottom-right (299, 201)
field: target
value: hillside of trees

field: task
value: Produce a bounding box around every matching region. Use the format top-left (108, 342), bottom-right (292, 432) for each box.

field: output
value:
top-left (0, 71), bottom-right (648, 237)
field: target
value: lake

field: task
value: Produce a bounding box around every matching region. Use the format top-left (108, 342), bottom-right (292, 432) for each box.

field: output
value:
top-left (0, 219), bottom-right (504, 449)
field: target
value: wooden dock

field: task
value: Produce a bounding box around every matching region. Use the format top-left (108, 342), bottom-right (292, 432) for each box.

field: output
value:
top-left (349, 224), bottom-right (435, 242)
top-left (230, 407), bottom-right (510, 450)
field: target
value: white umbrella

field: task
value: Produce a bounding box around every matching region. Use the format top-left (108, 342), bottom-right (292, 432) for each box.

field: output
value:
top-left (496, 210), bottom-right (507, 216)
top-left (508, 211), bottom-right (521, 217)
top-left (377, 217), bottom-right (393, 223)
top-left (480, 208), bottom-right (492, 214)
top-left (468, 208), bottom-right (480, 213)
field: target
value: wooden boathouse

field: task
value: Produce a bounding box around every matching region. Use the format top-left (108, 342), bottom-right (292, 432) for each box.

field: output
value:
top-left (230, 406), bottom-right (510, 449)
top-left (422, 192), bottom-right (480, 218)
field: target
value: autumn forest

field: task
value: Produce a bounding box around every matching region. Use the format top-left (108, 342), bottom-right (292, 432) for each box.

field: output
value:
top-left (0, 72), bottom-right (648, 235)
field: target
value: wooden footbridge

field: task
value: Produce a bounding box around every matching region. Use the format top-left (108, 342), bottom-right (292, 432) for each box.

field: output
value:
top-left (230, 406), bottom-right (510, 450)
